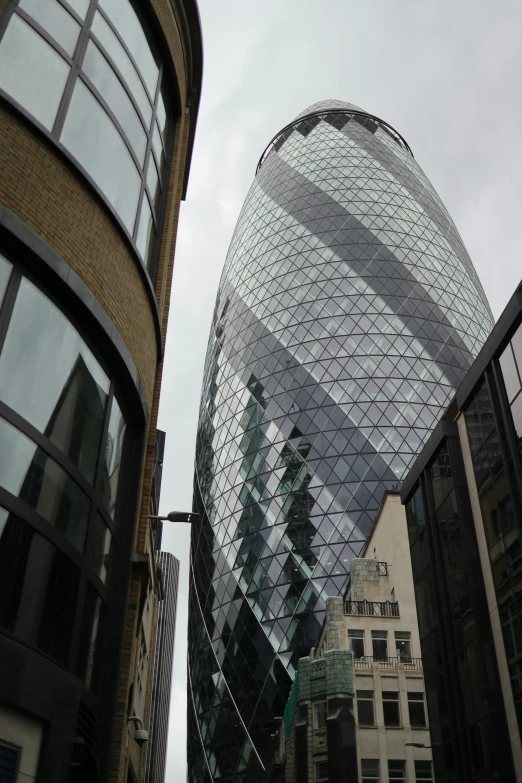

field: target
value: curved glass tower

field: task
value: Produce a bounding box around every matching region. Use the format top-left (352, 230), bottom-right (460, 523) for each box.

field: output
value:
top-left (188, 99), bottom-right (493, 782)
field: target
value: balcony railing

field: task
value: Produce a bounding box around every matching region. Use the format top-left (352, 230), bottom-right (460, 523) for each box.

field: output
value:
top-left (354, 656), bottom-right (422, 670)
top-left (344, 600), bottom-right (399, 617)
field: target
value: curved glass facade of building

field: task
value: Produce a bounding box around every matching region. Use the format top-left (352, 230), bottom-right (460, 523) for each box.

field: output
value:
top-left (188, 99), bottom-right (494, 781)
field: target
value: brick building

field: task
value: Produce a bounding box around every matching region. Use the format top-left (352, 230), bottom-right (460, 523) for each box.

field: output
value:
top-left (0, 1), bottom-right (202, 781)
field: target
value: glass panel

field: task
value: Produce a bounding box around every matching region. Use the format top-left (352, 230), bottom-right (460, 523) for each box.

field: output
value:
top-left (408, 693), bottom-right (426, 727)
top-left (152, 120), bottom-right (164, 169)
top-left (99, 0), bottom-right (159, 96)
top-left (82, 41), bottom-right (147, 163)
top-left (76, 582), bottom-right (103, 688)
top-left (395, 631), bottom-right (411, 659)
top-left (315, 761), bottom-right (329, 781)
top-left (371, 630), bottom-right (387, 661)
top-left (510, 392), bottom-right (522, 440)
top-left (0, 417), bottom-right (90, 550)
top-left (19, 0), bottom-right (80, 55)
top-left (0, 278), bottom-right (109, 483)
top-left (348, 629), bottom-right (365, 658)
top-left (146, 153), bottom-right (160, 207)
top-left (157, 89), bottom-right (167, 138)
top-left (87, 513), bottom-right (112, 582)
top-left (36, 545), bottom-right (80, 665)
top-left (361, 759), bottom-right (379, 782)
top-left (313, 701), bottom-right (326, 729)
top-left (65, 0), bottom-right (90, 19)
top-left (415, 760), bottom-right (433, 780)
top-left (388, 760), bottom-right (406, 781)
top-left (499, 344), bottom-right (520, 404)
top-left (0, 15), bottom-right (70, 130)
top-left (383, 692), bottom-right (400, 727)
top-left (0, 509), bottom-right (79, 667)
top-left (135, 193), bottom-right (155, 265)
top-left (101, 396), bottom-right (127, 518)
top-left (61, 79), bottom-right (141, 231)
top-left (0, 254), bottom-right (12, 308)
top-left (91, 11), bottom-right (152, 125)
top-left (0, 507), bottom-right (34, 631)
top-left (356, 691), bottom-right (374, 726)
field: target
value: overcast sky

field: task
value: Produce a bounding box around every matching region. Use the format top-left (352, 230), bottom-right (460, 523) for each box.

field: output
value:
top-left (157, 0), bottom-right (522, 779)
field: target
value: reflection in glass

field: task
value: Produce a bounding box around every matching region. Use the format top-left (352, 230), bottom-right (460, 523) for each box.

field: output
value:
top-left (99, 0), bottom-right (159, 96)
top-left (76, 582), bottom-right (104, 690)
top-left (0, 15), bottom-right (70, 130)
top-left (61, 80), bottom-right (141, 231)
top-left (152, 121), bottom-right (164, 169)
top-left (91, 11), bottom-right (152, 126)
top-left (0, 278), bottom-right (109, 482)
top-left (0, 507), bottom-right (34, 631)
top-left (0, 254), bottom-right (12, 308)
top-left (0, 417), bottom-right (90, 550)
top-left (146, 155), bottom-right (160, 207)
top-left (157, 90), bottom-right (167, 138)
top-left (499, 344), bottom-right (520, 404)
top-left (0, 509), bottom-right (79, 667)
top-left (36, 544), bottom-right (80, 665)
top-left (19, 0), bottom-right (80, 56)
top-left (136, 195), bottom-right (155, 266)
top-left (87, 513), bottom-right (112, 582)
top-left (101, 397), bottom-right (127, 518)
top-left (83, 41), bottom-right (147, 163)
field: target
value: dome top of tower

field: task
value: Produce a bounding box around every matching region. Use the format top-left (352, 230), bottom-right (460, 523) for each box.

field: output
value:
top-left (294, 99), bottom-right (365, 121)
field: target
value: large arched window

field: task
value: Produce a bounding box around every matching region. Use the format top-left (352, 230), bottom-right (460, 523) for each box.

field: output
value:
top-left (0, 0), bottom-right (172, 271)
top-left (0, 249), bottom-right (135, 690)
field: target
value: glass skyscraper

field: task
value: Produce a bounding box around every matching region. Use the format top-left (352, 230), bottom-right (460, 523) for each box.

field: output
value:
top-left (188, 99), bottom-right (494, 782)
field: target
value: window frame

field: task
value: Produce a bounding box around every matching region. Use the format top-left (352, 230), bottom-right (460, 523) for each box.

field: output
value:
top-left (348, 628), bottom-right (365, 658)
top-left (0, 0), bottom-right (176, 283)
top-left (407, 691), bottom-right (427, 728)
top-left (356, 690), bottom-right (375, 727)
top-left (313, 700), bottom-right (327, 730)
top-left (382, 690), bottom-right (401, 727)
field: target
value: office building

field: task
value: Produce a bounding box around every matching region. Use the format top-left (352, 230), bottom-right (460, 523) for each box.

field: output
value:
top-left (271, 492), bottom-right (434, 783)
top-left (145, 550), bottom-right (180, 783)
top-left (0, 1), bottom-right (202, 780)
top-left (189, 99), bottom-right (492, 780)
top-left (401, 282), bottom-right (522, 782)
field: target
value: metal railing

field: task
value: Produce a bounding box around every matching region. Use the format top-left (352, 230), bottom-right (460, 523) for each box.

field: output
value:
top-left (353, 656), bottom-right (422, 670)
top-left (378, 561), bottom-right (388, 576)
top-left (344, 600), bottom-right (399, 617)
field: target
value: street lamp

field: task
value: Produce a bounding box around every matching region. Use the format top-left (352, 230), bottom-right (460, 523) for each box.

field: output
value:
top-left (148, 511), bottom-right (200, 523)
top-left (405, 742), bottom-right (432, 748)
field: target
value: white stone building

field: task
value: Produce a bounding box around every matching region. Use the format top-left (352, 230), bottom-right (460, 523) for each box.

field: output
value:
top-left (314, 491), bottom-right (434, 783)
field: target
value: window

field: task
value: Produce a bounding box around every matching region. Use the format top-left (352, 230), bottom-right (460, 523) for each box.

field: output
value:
top-left (372, 630), bottom-right (388, 661)
top-left (0, 0), bottom-right (171, 269)
top-left (19, 0), bottom-right (80, 55)
top-left (499, 324), bottom-right (522, 439)
top-left (408, 692), bottom-right (427, 727)
top-left (61, 80), bottom-right (141, 232)
top-left (356, 690), bottom-right (375, 726)
top-left (0, 14), bottom-right (70, 129)
top-left (395, 631), bottom-right (411, 661)
top-left (315, 761), bottom-right (329, 782)
top-left (348, 629), bottom-right (365, 658)
top-left (415, 760), bottom-right (433, 781)
top-left (313, 701), bottom-right (327, 729)
top-left (361, 759), bottom-right (379, 782)
top-left (0, 277), bottom-right (109, 483)
top-left (388, 760), bottom-right (406, 781)
top-left (382, 691), bottom-right (400, 727)
top-left (0, 510), bottom-right (80, 666)
top-left (0, 417), bottom-right (90, 551)
top-left (0, 254), bottom-right (12, 308)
